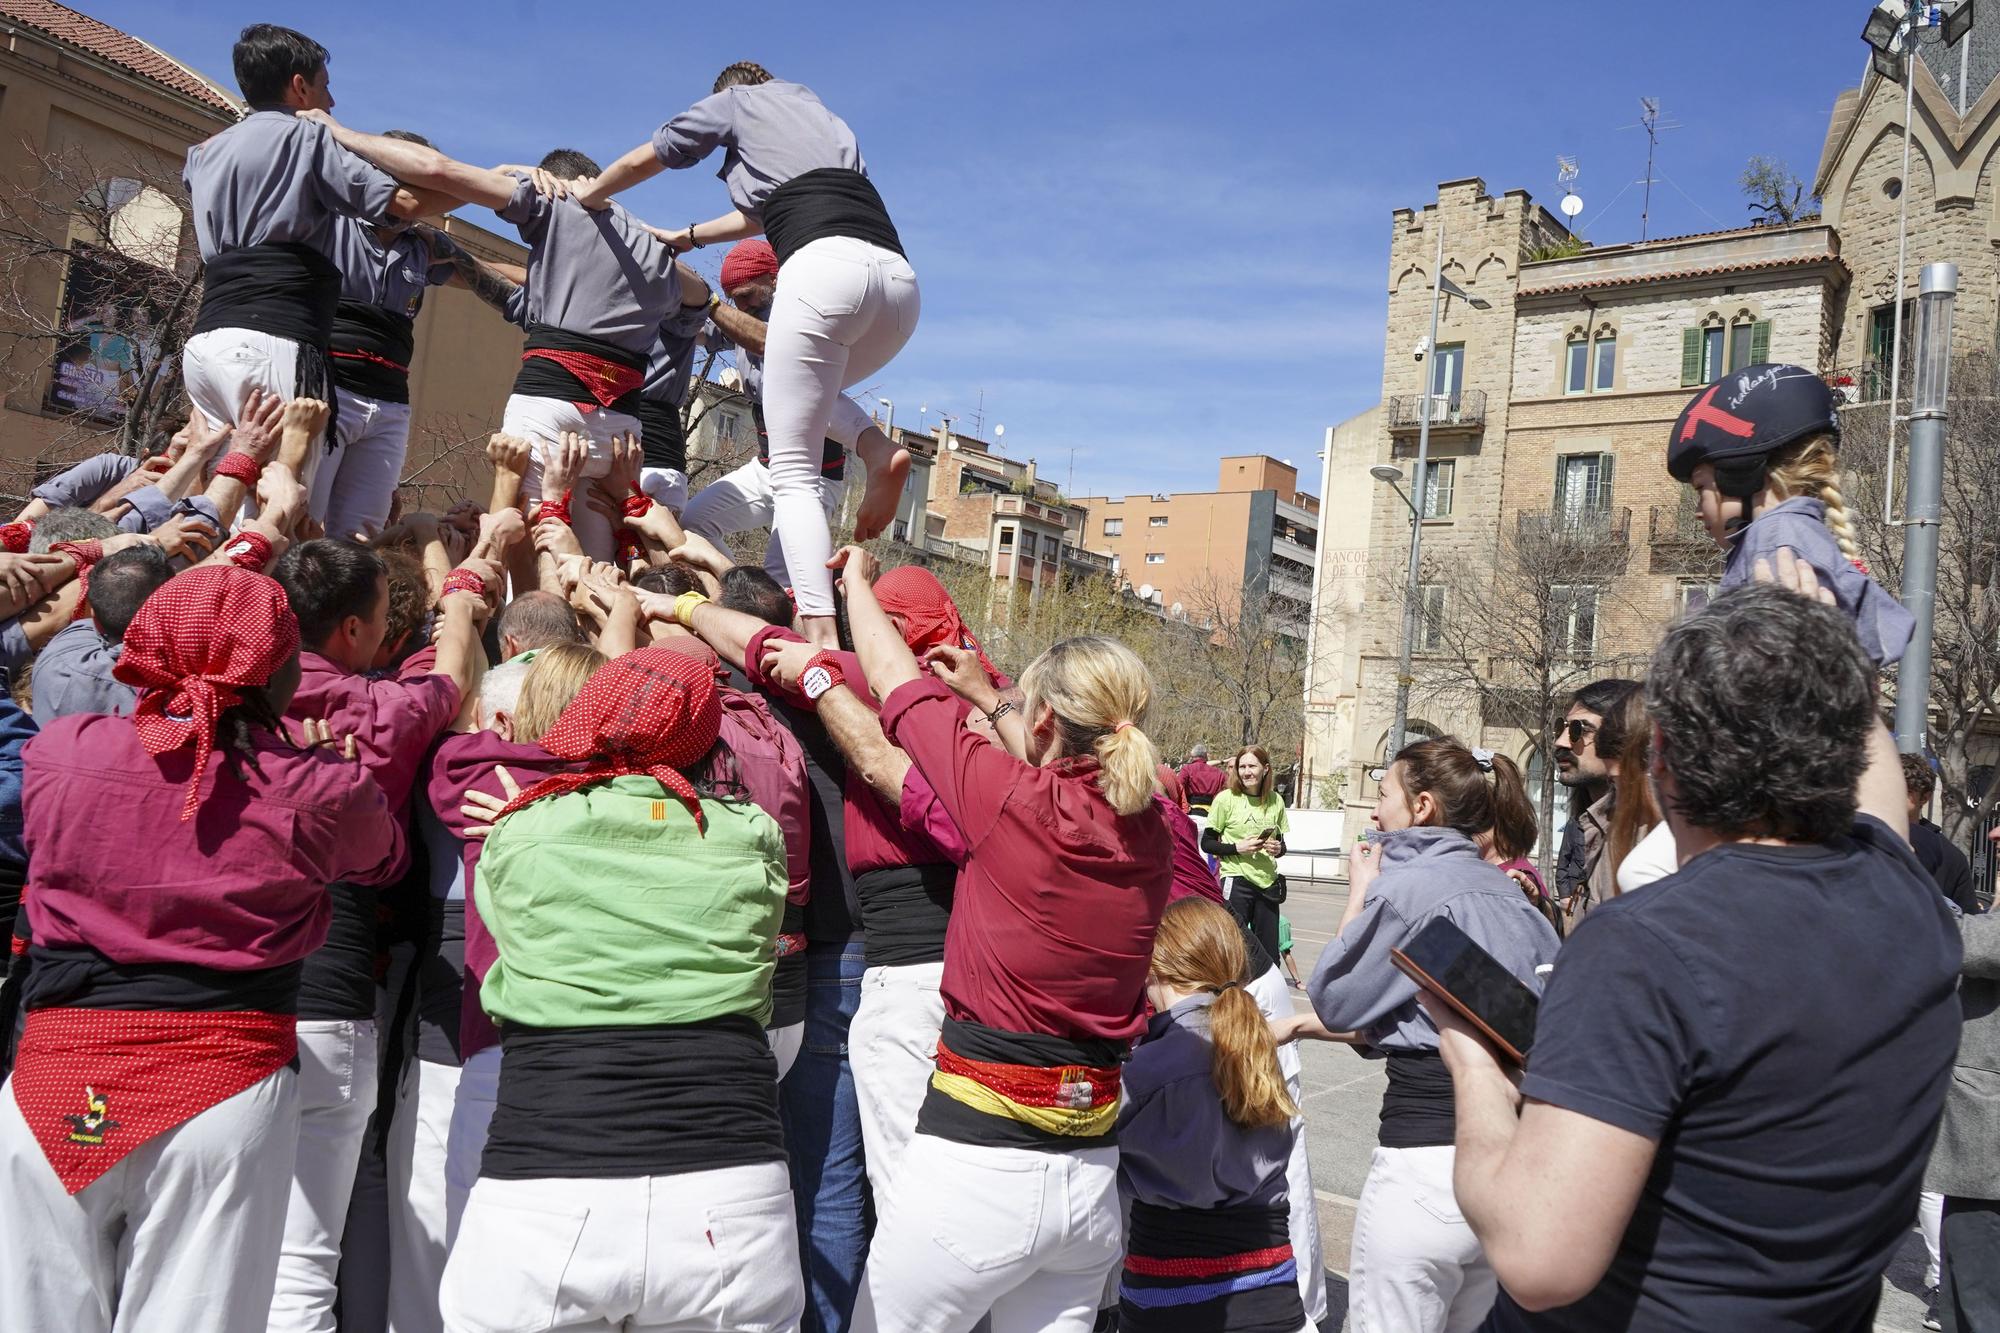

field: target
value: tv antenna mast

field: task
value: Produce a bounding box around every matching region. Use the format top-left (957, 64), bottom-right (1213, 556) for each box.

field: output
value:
top-left (1624, 97), bottom-right (1680, 242)
top-left (1556, 155), bottom-right (1584, 233)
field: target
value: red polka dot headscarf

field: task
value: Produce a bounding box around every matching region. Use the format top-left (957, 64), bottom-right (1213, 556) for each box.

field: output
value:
top-left (112, 565), bottom-right (301, 820)
top-left (873, 565), bottom-right (1000, 681)
top-left (495, 647), bottom-right (722, 830)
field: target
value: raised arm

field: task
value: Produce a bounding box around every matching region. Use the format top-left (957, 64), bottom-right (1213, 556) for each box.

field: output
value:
top-left (570, 142), bottom-right (665, 211)
top-left (300, 110), bottom-right (519, 211)
top-left (711, 301), bottom-right (769, 359)
top-left (834, 546), bottom-right (923, 699)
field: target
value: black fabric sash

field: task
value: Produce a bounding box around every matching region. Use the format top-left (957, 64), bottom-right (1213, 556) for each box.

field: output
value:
top-left (761, 167), bottom-right (904, 268)
top-left (21, 944), bottom-right (302, 1015)
top-left (330, 301), bottom-right (417, 404)
top-left (854, 863), bottom-right (954, 968)
top-left (191, 243), bottom-right (341, 449)
top-left (295, 882), bottom-right (379, 1021)
top-left (771, 901), bottom-right (807, 1029)
top-left (510, 324), bottom-right (647, 415)
top-left (629, 396), bottom-right (687, 475)
top-left (1127, 1200), bottom-right (1290, 1261)
top-left (1379, 1048), bottom-right (1457, 1148)
top-left (483, 1016), bottom-right (786, 1180)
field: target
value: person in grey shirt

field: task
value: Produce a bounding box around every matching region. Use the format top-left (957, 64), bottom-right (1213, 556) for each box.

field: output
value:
top-left (180, 25), bottom-right (451, 457)
top-left (570, 62), bottom-right (918, 642)
top-left (30, 545), bottom-right (172, 724)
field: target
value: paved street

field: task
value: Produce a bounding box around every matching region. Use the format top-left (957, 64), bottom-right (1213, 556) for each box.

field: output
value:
top-left (1279, 878), bottom-right (1934, 1332)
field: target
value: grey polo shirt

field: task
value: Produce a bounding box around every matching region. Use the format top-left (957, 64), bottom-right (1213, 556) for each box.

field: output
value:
top-left (31, 621), bottom-right (134, 723)
top-left (33, 454), bottom-right (135, 509)
top-left (494, 176), bottom-right (684, 356)
top-left (640, 302), bottom-right (721, 406)
top-left (327, 218), bottom-right (453, 317)
top-left (183, 110), bottom-right (402, 262)
top-left (651, 81), bottom-right (864, 218)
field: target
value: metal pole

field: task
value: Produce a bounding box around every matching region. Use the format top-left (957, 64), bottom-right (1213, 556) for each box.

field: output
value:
top-left (1884, 54), bottom-right (1917, 522)
top-left (1301, 425), bottom-right (1337, 805)
top-left (1894, 261), bottom-right (1957, 755)
top-left (1389, 221), bottom-right (1445, 760)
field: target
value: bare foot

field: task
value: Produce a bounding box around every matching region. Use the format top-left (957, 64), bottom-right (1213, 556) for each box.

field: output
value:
top-left (852, 427), bottom-right (910, 541)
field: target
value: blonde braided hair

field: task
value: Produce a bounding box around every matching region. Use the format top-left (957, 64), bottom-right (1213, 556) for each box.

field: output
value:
top-left (1765, 433), bottom-right (1861, 565)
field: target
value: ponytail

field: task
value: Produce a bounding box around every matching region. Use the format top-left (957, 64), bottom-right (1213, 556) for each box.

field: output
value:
top-left (1486, 753), bottom-right (1538, 862)
top-left (1020, 635), bottom-right (1158, 817)
top-left (1394, 736), bottom-right (1535, 853)
top-left (1150, 899), bottom-right (1298, 1128)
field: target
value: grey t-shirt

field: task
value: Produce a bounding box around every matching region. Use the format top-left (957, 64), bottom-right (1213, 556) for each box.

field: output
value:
top-left (641, 302), bottom-right (721, 406)
top-left (33, 454), bottom-right (135, 509)
top-left (495, 176), bottom-right (684, 356)
top-left (651, 81), bottom-right (864, 217)
top-left (183, 110), bottom-right (402, 261)
top-left (31, 621), bottom-right (134, 724)
top-left (327, 218), bottom-right (452, 317)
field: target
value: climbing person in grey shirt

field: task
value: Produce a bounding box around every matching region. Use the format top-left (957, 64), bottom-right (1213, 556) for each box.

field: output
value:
top-left (570, 61), bottom-right (919, 645)
top-left (29, 545), bottom-right (173, 724)
top-left (1305, 737), bottom-right (1561, 1333)
top-left (180, 25), bottom-right (454, 457)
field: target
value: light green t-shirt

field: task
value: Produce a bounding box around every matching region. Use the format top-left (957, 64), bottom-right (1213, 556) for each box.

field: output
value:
top-left (1206, 787), bottom-right (1289, 889)
top-left (476, 776), bottom-right (788, 1030)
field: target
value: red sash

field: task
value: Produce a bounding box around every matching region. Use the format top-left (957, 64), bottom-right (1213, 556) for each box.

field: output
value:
top-left (11, 1008), bottom-right (296, 1193)
top-left (520, 348), bottom-right (643, 409)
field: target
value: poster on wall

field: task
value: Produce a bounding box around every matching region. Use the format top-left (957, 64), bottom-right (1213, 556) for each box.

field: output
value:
top-left (43, 243), bottom-right (168, 424)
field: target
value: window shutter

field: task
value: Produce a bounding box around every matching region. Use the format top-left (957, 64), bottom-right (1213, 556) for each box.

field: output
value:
top-left (1553, 455), bottom-right (1567, 509)
top-left (1680, 327), bottom-right (1703, 385)
top-left (1749, 319), bottom-right (1771, 364)
top-left (1598, 452), bottom-right (1615, 508)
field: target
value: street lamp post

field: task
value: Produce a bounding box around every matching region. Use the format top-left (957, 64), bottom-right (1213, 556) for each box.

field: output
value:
top-left (1383, 222), bottom-right (1488, 762)
top-left (1893, 261), bottom-right (1957, 754)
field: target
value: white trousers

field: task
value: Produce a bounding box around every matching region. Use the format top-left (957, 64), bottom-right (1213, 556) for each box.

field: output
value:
top-left (1347, 1144), bottom-right (1497, 1333)
top-left (1245, 965), bottom-right (1327, 1324)
top-left (767, 1021), bottom-right (804, 1083)
top-left (307, 387), bottom-right (412, 539)
top-left (853, 1134), bottom-right (1121, 1333)
top-left (682, 459), bottom-right (844, 589)
top-left (501, 394), bottom-right (645, 562)
top-left (271, 1018), bottom-right (382, 1333)
top-left (444, 1046), bottom-right (500, 1244)
top-left (1922, 1188), bottom-right (1944, 1288)
top-left (439, 1161), bottom-right (804, 1333)
top-left (849, 961), bottom-right (945, 1199)
top-left (763, 235), bottom-right (919, 616)
top-left (386, 1057), bottom-right (462, 1333)
top-left (183, 327), bottom-right (304, 434)
top-left (0, 1068), bottom-right (299, 1333)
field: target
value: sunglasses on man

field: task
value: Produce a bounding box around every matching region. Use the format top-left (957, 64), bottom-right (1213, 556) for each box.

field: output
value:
top-left (1561, 719), bottom-right (1598, 745)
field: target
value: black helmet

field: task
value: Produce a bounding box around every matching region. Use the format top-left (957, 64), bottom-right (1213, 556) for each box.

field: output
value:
top-left (1666, 364), bottom-right (1840, 499)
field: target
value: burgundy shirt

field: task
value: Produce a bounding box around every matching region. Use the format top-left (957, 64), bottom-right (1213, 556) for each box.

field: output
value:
top-left (1158, 795), bottom-right (1224, 905)
top-left (23, 713), bottom-right (401, 970)
top-left (1179, 758), bottom-right (1228, 804)
top-left (290, 648), bottom-right (460, 813)
top-left (879, 677), bottom-right (1172, 1044)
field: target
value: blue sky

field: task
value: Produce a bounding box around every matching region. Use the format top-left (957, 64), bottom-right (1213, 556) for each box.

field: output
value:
top-left (118, 1), bottom-right (1866, 498)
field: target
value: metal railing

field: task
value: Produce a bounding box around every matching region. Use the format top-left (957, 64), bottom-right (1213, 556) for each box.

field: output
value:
top-left (1647, 504), bottom-right (1721, 575)
top-left (1824, 362), bottom-right (1898, 405)
top-left (1516, 505), bottom-right (1631, 546)
top-left (1387, 389), bottom-right (1486, 431)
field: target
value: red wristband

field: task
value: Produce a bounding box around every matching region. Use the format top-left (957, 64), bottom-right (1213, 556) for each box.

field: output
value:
top-left (0, 522), bottom-right (32, 554)
top-left (536, 489), bottom-right (574, 526)
top-left (219, 530), bottom-right (276, 572)
top-left (621, 484), bottom-right (654, 525)
top-left (213, 451), bottom-right (263, 485)
top-left (51, 539), bottom-right (103, 570)
top-left (441, 568), bottom-right (489, 600)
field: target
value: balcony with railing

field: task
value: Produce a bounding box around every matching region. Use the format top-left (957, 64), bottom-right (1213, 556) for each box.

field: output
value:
top-left (1647, 503), bottom-right (1722, 575)
top-left (1516, 505), bottom-right (1631, 553)
top-left (1387, 389), bottom-right (1486, 435)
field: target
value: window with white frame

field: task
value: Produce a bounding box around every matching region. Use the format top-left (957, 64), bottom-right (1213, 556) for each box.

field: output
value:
top-left (1145, 552), bottom-right (1166, 565)
top-left (1103, 518), bottom-right (1123, 536)
top-left (1149, 515), bottom-right (1169, 528)
top-left (1550, 584), bottom-right (1600, 658)
top-left (1421, 459), bottom-right (1455, 519)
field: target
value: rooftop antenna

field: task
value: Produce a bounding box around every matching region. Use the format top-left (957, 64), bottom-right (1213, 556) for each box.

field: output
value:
top-left (1556, 155), bottom-right (1584, 234)
top-left (971, 388), bottom-right (985, 441)
top-left (1623, 97), bottom-right (1680, 242)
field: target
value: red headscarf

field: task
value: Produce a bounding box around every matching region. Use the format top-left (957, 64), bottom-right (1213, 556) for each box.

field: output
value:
top-left (720, 239), bottom-right (780, 293)
top-left (495, 647), bottom-right (721, 830)
top-left (113, 566), bottom-right (301, 820)
top-left (874, 565), bottom-right (1001, 681)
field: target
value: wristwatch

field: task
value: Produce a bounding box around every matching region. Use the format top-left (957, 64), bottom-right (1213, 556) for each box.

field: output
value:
top-left (800, 650), bottom-right (845, 702)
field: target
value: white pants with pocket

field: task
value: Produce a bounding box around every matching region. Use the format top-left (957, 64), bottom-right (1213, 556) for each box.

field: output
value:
top-left (852, 1134), bottom-right (1121, 1333)
top-left (271, 1018), bottom-right (381, 1333)
top-left (682, 459), bottom-right (844, 589)
top-left (1922, 1188), bottom-right (1944, 1288)
top-left (0, 1067), bottom-right (299, 1333)
top-left (183, 327), bottom-right (304, 434)
top-left (848, 961), bottom-right (945, 1199)
top-left (386, 1057), bottom-right (462, 1333)
top-left (439, 1160), bottom-right (804, 1333)
top-left (1347, 1144), bottom-right (1497, 1333)
top-left (308, 387), bottom-right (411, 539)
top-left (444, 1046), bottom-right (500, 1245)
top-left (762, 236), bottom-right (919, 616)
top-left (501, 394), bottom-right (644, 562)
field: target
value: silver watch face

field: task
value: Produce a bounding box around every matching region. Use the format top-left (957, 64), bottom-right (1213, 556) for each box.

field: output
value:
top-left (802, 664), bottom-right (835, 699)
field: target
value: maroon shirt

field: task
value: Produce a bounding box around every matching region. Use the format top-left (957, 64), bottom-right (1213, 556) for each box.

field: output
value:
top-left (1158, 795), bottom-right (1224, 905)
top-left (1178, 758), bottom-right (1228, 804)
top-left (879, 677), bottom-right (1172, 1044)
top-left (23, 713), bottom-right (401, 970)
top-left (290, 648), bottom-right (460, 813)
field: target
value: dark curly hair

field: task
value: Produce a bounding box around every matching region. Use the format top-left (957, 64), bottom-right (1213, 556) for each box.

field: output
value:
top-left (1646, 583), bottom-right (1874, 842)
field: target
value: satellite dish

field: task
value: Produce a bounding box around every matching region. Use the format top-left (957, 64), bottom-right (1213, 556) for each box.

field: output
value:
top-left (1560, 193), bottom-right (1584, 218)
top-left (1138, 584), bottom-right (1154, 602)
top-left (1170, 601), bottom-right (1186, 620)
top-left (994, 424), bottom-right (1005, 439)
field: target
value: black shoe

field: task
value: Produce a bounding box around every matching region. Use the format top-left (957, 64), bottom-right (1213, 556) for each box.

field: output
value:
top-left (1925, 1286), bottom-right (1942, 1331)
